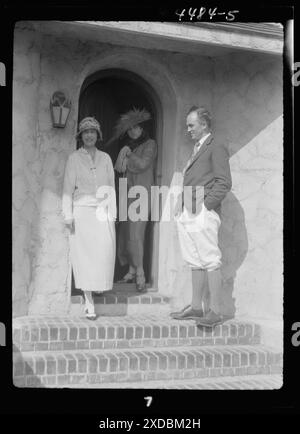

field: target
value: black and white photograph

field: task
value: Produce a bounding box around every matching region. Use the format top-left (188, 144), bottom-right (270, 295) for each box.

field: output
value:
top-left (4, 3), bottom-right (298, 417)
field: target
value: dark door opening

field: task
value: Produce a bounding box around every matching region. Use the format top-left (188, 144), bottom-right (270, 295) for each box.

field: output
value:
top-left (71, 71), bottom-right (158, 296)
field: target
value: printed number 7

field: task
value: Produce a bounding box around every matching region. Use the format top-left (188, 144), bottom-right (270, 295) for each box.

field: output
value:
top-left (145, 396), bottom-right (153, 407)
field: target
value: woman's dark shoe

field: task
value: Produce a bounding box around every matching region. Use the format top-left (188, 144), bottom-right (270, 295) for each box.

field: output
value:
top-left (117, 272), bottom-right (136, 283)
top-left (136, 274), bottom-right (147, 293)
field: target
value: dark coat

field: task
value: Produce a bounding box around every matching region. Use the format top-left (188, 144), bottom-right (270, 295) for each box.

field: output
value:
top-left (126, 138), bottom-right (157, 192)
top-left (182, 134), bottom-right (232, 215)
top-left (117, 138), bottom-right (157, 268)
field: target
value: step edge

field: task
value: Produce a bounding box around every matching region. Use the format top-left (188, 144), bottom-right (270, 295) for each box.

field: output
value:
top-left (58, 373), bottom-right (283, 388)
top-left (13, 344), bottom-right (283, 359)
top-left (12, 318), bottom-right (261, 328)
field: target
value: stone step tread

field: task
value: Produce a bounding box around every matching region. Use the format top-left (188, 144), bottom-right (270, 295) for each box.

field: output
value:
top-left (14, 363), bottom-right (283, 388)
top-left (13, 317), bottom-right (261, 351)
top-left (13, 344), bottom-right (283, 359)
top-left (71, 292), bottom-right (170, 305)
top-left (65, 374), bottom-right (283, 389)
top-left (14, 344), bottom-right (283, 381)
top-left (13, 315), bottom-right (256, 329)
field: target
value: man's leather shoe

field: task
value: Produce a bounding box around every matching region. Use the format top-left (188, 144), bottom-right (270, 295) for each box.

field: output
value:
top-left (172, 306), bottom-right (205, 320)
top-left (170, 304), bottom-right (191, 317)
top-left (195, 310), bottom-right (225, 327)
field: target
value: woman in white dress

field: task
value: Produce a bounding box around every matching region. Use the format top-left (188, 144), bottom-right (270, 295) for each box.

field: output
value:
top-left (62, 117), bottom-right (116, 320)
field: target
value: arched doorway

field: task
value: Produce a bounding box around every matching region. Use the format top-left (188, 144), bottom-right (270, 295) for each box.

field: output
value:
top-left (71, 69), bottom-right (161, 295)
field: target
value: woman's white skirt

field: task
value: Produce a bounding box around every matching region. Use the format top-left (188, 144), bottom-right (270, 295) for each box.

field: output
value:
top-left (70, 206), bottom-right (116, 292)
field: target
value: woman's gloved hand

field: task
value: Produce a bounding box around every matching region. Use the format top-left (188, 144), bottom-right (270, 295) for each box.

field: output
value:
top-left (114, 146), bottom-right (132, 173)
top-left (121, 146), bottom-right (132, 156)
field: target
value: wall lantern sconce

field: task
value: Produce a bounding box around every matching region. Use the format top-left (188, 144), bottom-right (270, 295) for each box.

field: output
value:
top-left (50, 91), bottom-right (71, 128)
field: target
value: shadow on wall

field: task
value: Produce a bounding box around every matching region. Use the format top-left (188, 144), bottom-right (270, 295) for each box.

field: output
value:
top-left (219, 192), bottom-right (248, 317)
top-left (212, 53), bottom-right (283, 158)
top-left (13, 344), bottom-right (45, 388)
top-left (211, 53), bottom-right (283, 316)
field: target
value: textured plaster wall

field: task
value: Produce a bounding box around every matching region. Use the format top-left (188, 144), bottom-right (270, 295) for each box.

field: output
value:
top-left (13, 22), bottom-right (283, 322)
top-left (13, 24), bottom-right (80, 316)
top-left (13, 24), bottom-right (41, 316)
top-left (212, 52), bottom-right (283, 320)
top-left (13, 24), bottom-right (79, 316)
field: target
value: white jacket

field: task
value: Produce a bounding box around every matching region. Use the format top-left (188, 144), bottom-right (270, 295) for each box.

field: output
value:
top-left (62, 147), bottom-right (116, 221)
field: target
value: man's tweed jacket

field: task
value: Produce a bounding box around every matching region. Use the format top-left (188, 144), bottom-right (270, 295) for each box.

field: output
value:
top-left (182, 134), bottom-right (232, 215)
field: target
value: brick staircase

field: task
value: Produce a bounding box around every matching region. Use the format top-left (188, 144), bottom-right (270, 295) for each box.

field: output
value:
top-left (13, 288), bottom-right (283, 389)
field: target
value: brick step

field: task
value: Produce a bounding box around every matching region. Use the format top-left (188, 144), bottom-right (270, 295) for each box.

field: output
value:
top-left (13, 315), bottom-right (260, 352)
top-left (63, 374), bottom-right (283, 389)
top-left (13, 344), bottom-right (282, 387)
top-left (73, 283), bottom-right (153, 297)
top-left (71, 290), bottom-right (171, 316)
top-left (113, 283), bottom-right (152, 291)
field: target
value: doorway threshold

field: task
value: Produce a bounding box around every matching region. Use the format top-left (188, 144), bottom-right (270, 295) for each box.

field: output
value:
top-left (70, 288), bottom-right (170, 316)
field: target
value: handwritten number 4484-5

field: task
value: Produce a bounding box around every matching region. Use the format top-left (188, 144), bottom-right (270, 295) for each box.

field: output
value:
top-left (175, 8), bottom-right (239, 22)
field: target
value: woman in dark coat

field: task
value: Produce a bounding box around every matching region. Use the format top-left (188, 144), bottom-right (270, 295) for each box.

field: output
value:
top-left (112, 108), bottom-right (157, 292)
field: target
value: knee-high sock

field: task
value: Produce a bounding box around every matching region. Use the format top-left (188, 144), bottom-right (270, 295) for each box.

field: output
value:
top-left (191, 269), bottom-right (208, 310)
top-left (207, 269), bottom-right (222, 314)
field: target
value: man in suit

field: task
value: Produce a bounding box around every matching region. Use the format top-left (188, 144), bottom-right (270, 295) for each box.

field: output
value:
top-left (171, 106), bottom-right (232, 327)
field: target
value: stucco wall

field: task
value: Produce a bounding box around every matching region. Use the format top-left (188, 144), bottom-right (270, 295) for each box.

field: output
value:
top-left (13, 24), bottom-right (41, 316)
top-left (12, 22), bottom-right (283, 322)
top-left (212, 52), bottom-right (283, 320)
top-left (158, 53), bottom-right (283, 323)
